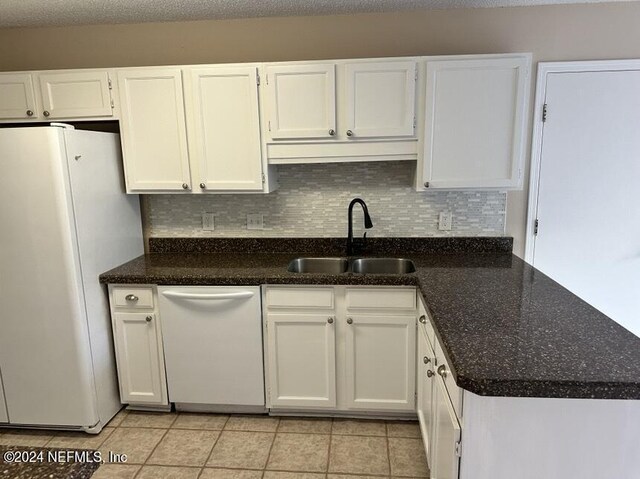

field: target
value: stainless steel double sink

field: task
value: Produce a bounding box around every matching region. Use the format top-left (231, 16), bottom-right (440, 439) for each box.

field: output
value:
top-left (287, 257), bottom-right (416, 275)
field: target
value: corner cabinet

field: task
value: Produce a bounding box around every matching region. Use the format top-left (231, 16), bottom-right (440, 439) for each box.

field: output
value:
top-left (263, 285), bottom-right (416, 413)
top-left (418, 54), bottom-right (531, 190)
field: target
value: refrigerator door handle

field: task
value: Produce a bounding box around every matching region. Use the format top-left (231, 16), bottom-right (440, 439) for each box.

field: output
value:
top-left (160, 291), bottom-right (255, 301)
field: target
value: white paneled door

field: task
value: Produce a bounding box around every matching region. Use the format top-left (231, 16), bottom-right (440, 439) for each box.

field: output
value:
top-left (422, 56), bottom-right (529, 189)
top-left (117, 68), bottom-right (191, 192)
top-left (344, 315), bottom-right (416, 410)
top-left (344, 61), bottom-right (417, 138)
top-left (266, 313), bottom-right (337, 408)
top-left (265, 64), bottom-right (336, 140)
top-left (185, 66), bottom-right (264, 191)
top-left (112, 312), bottom-right (167, 405)
top-left (39, 71), bottom-right (113, 119)
top-left (431, 376), bottom-right (461, 479)
top-left (529, 65), bottom-right (640, 338)
top-left (0, 73), bottom-right (37, 120)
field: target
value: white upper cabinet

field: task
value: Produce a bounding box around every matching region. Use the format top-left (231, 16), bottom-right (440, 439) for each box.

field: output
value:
top-left (38, 71), bottom-right (113, 119)
top-left (419, 54), bottom-right (530, 190)
top-left (265, 63), bottom-right (336, 140)
top-left (0, 73), bottom-right (38, 120)
top-left (344, 61), bottom-right (417, 138)
top-left (185, 66), bottom-right (264, 191)
top-left (117, 68), bottom-right (192, 192)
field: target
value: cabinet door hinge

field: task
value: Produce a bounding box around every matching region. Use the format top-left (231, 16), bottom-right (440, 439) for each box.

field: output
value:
top-left (256, 74), bottom-right (260, 86)
top-left (108, 78), bottom-right (113, 90)
top-left (262, 173), bottom-right (266, 184)
top-left (534, 219), bottom-right (539, 236)
top-left (455, 441), bottom-right (462, 457)
top-left (413, 116), bottom-right (417, 130)
top-left (542, 103), bottom-right (548, 122)
top-left (265, 74), bottom-right (269, 86)
top-left (110, 98), bottom-right (115, 109)
top-left (268, 120), bottom-right (271, 132)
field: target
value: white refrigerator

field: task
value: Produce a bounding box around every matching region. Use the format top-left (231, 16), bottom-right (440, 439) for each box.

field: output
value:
top-left (0, 125), bottom-right (143, 433)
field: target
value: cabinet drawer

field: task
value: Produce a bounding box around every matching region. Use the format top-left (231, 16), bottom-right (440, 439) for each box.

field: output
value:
top-left (266, 287), bottom-right (334, 309)
top-left (113, 287), bottom-right (154, 309)
top-left (346, 287), bottom-right (416, 311)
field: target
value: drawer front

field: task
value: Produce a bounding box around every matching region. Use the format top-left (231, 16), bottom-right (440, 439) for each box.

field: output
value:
top-left (266, 286), bottom-right (334, 310)
top-left (113, 287), bottom-right (154, 309)
top-left (346, 287), bottom-right (416, 311)
top-left (434, 338), bottom-right (462, 419)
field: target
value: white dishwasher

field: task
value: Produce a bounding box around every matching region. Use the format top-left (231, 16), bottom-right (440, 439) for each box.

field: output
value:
top-left (158, 286), bottom-right (265, 412)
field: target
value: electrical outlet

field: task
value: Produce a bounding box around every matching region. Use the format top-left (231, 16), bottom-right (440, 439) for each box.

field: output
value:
top-left (247, 213), bottom-right (264, 230)
top-left (202, 212), bottom-right (215, 231)
top-left (438, 212), bottom-right (452, 231)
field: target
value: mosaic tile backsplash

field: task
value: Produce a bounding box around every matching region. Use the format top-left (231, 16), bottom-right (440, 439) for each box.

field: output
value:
top-left (146, 162), bottom-right (506, 238)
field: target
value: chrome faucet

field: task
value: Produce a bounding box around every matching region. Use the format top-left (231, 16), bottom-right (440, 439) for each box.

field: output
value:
top-left (347, 198), bottom-right (373, 256)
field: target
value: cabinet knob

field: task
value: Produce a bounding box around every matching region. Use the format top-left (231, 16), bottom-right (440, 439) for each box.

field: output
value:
top-left (328, 129), bottom-right (335, 136)
top-left (424, 182), bottom-right (430, 188)
top-left (182, 183), bottom-right (189, 190)
top-left (26, 110), bottom-right (34, 117)
top-left (418, 315), bottom-right (426, 324)
top-left (347, 317), bottom-right (353, 325)
top-left (145, 315), bottom-right (153, 322)
top-left (437, 365), bottom-right (448, 379)
top-left (125, 294), bottom-right (138, 302)
top-left (43, 110), bottom-right (50, 117)
top-left (327, 317), bottom-right (334, 324)
top-left (423, 356), bottom-right (430, 364)
top-left (427, 370), bottom-right (435, 378)
top-left (200, 183), bottom-right (206, 189)
top-left (346, 130), bottom-right (353, 137)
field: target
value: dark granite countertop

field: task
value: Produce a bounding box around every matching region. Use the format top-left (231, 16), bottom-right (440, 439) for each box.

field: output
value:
top-left (99, 238), bottom-right (640, 400)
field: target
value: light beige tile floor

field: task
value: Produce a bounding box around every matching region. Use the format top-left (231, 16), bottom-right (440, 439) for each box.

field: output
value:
top-left (0, 410), bottom-right (429, 478)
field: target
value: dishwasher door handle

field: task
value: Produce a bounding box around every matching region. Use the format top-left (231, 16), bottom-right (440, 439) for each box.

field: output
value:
top-left (161, 291), bottom-right (255, 301)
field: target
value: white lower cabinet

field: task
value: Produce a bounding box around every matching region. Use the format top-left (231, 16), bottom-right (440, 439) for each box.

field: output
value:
top-left (266, 313), bottom-right (337, 408)
top-left (417, 294), bottom-right (462, 478)
top-left (264, 285), bottom-right (416, 413)
top-left (432, 376), bottom-right (462, 479)
top-left (345, 314), bottom-right (416, 410)
top-left (109, 286), bottom-right (169, 408)
top-left (417, 325), bottom-right (436, 464)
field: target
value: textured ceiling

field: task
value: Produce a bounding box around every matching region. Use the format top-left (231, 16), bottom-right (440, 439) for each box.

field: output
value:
top-left (0, 0), bottom-right (634, 28)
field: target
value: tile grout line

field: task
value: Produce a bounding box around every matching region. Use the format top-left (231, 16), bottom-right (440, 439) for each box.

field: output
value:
top-left (325, 418), bottom-right (333, 478)
top-left (386, 422), bottom-right (393, 478)
top-left (198, 415), bottom-right (229, 476)
top-left (261, 416), bottom-right (280, 474)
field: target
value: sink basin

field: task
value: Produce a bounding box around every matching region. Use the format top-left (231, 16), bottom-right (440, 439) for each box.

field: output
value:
top-left (288, 257), bottom-right (349, 274)
top-left (351, 258), bottom-right (416, 274)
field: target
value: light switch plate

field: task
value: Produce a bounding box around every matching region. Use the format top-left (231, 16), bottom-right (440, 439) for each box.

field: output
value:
top-left (438, 212), bottom-right (452, 231)
top-left (247, 213), bottom-right (263, 230)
